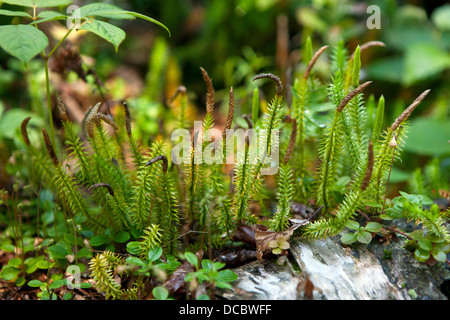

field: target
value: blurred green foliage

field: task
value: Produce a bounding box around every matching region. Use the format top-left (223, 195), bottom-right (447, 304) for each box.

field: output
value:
top-left (0, 0), bottom-right (449, 197)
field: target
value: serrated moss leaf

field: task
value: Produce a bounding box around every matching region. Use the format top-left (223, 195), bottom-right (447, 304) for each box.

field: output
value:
top-left (79, 20), bottom-right (125, 52)
top-left (0, 25), bottom-right (48, 63)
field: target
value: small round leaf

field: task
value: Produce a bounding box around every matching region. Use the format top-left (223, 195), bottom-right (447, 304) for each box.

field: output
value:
top-left (356, 231), bottom-right (373, 244)
top-left (341, 233), bottom-right (357, 244)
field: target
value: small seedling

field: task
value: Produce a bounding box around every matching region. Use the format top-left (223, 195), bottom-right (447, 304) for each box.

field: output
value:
top-left (341, 220), bottom-right (383, 245)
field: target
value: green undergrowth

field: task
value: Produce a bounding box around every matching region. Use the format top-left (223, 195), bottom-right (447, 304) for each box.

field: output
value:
top-left (0, 35), bottom-right (449, 300)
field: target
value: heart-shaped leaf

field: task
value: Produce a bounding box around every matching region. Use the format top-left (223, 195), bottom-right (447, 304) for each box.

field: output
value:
top-left (0, 25), bottom-right (48, 63)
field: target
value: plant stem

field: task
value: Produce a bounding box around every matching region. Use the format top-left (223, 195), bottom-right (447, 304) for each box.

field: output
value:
top-left (47, 27), bottom-right (74, 58)
top-left (43, 57), bottom-right (56, 147)
top-left (41, 27), bottom-right (74, 147)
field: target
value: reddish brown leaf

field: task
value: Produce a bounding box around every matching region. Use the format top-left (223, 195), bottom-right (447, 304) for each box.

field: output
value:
top-left (163, 249), bottom-right (203, 295)
top-left (231, 224), bottom-right (256, 245)
top-left (255, 225), bottom-right (294, 263)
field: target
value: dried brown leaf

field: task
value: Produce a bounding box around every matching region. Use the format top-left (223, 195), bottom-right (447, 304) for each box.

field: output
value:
top-left (163, 249), bottom-right (203, 295)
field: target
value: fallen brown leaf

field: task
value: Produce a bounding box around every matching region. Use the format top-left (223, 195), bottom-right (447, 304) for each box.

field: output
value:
top-left (163, 249), bottom-right (203, 295)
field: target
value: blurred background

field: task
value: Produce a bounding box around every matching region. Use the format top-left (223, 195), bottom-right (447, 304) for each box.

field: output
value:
top-left (0, 0), bottom-right (449, 198)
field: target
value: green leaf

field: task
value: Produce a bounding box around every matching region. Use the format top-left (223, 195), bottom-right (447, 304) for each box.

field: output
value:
top-left (432, 4), bottom-right (450, 31)
top-left (341, 233), bottom-right (357, 244)
top-left (63, 292), bottom-right (72, 300)
top-left (217, 269), bottom-right (238, 283)
top-left (48, 244), bottom-right (69, 259)
top-left (15, 276), bottom-right (26, 287)
top-left (409, 230), bottom-right (424, 241)
top-left (79, 20), bottom-right (125, 52)
top-left (418, 238), bottom-right (433, 251)
top-left (7, 257), bottom-right (23, 268)
top-left (28, 279), bottom-right (44, 287)
top-left (78, 3), bottom-right (170, 36)
top-left (25, 256), bottom-right (45, 273)
top-left (126, 241), bottom-right (141, 255)
top-left (1, 0), bottom-right (72, 7)
top-left (0, 266), bottom-right (19, 281)
top-left (78, 282), bottom-right (91, 289)
top-left (215, 281), bottom-right (233, 289)
top-left (76, 248), bottom-right (93, 259)
top-left (0, 9), bottom-right (32, 18)
top-left (431, 250), bottom-right (447, 263)
top-left (89, 235), bottom-right (109, 247)
top-left (408, 289), bottom-right (418, 300)
top-left (79, 3), bottom-right (134, 20)
top-left (403, 118), bottom-right (450, 156)
top-left (63, 233), bottom-right (83, 246)
top-left (345, 220), bottom-right (360, 230)
top-left (296, 7), bottom-right (327, 33)
top-left (213, 261), bottom-right (226, 271)
top-left (121, 11), bottom-right (170, 37)
top-left (403, 42), bottom-right (450, 86)
top-left (356, 231), bottom-right (373, 244)
top-left (152, 286), bottom-right (169, 300)
top-left (365, 222), bottom-right (383, 233)
top-left (272, 248), bottom-right (282, 255)
top-left (126, 256), bottom-right (145, 267)
top-left (201, 259), bottom-right (215, 271)
top-left (1, 242), bottom-right (15, 252)
top-left (113, 231), bottom-right (130, 243)
top-left (36, 260), bottom-right (50, 269)
top-left (49, 279), bottom-right (65, 289)
top-left (366, 56), bottom-right (403, 83)
top-left (31, 10), bottom-right (67, 25)
top-left (435, 242), bottom-right (450, 253)
top-left (379, 214), bottom-right (393, 220)
top-left (184, 252), bottom-right (198, 268)
top-left (147, 247), bottom-right (163, 263)
top-left (414, 248), bottom-right (430, 262)
top-left (0, 25), bottom-right (48, 63)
